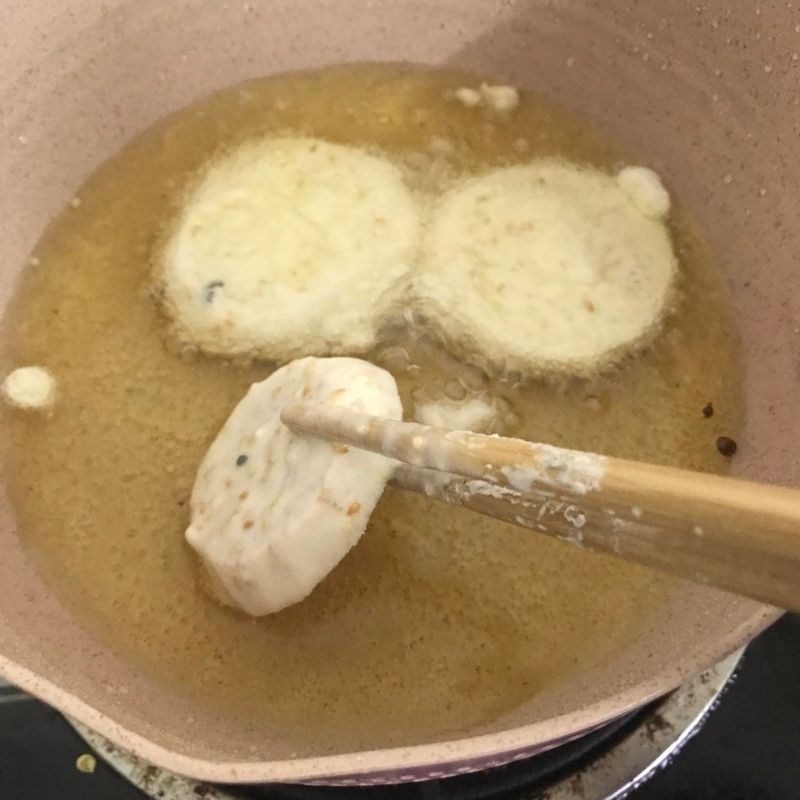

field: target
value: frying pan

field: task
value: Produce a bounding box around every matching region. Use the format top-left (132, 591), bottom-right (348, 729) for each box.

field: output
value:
top-left (0, 0), bottom-right (797, 786)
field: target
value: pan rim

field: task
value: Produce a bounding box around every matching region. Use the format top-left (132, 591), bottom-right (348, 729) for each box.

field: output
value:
top-left (0, 605), bottom-right (780, 784)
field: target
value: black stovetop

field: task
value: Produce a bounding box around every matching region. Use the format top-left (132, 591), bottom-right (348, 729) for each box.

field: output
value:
top-left (1, 614), bottom-right (798, 800)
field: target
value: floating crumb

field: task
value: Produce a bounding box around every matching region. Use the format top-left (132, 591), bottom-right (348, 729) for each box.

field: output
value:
top-left (414, 395), bottom-right (500, 433)
top-left (75, 753), bottom-right (97, 773)
top-left (616, 166), bottom-right (671, 219)
top-left (453, 87), bottom-right (482, 107)
top-left (453, 80), bottom-right (519, 112)
top-left (702, 402), bottom-right (714, 418)
top-left (480, 83), bottom-right (520, 112)
top-left (2, 366), bottom-right (58, 411)
top-left (716, 435), bottom-right (737, 457)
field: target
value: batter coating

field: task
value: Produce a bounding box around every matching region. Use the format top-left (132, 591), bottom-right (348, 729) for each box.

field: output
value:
top-left (159, 137), bottom-right (421, 362)
top-left (186, 357), bottom-right (402, 616)
top-left (415, 160), bottom-right (678, 375)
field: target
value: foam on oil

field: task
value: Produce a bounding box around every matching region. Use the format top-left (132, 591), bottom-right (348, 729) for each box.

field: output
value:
top-left (0, 65), bottom-right (743, 752)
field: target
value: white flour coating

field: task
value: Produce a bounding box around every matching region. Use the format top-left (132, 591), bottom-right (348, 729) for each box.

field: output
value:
top-left (394, 424), bottom-right (606, 497)
top-left (500, 443), bottom-right (606, 496)
top-left (1, 366), bottom-right (57, 411)
top-left (616, 165), bottom-right (671, 219)
top-left (563, 505), bottom-right (587, 529)
top-left (388, 418), bottom-right (605, 501)
top-left (185, 357), bottom-right (402, 616)
top-left (413, 395), bottom-right (500, 433)
top-left (459, 478), bottom-right (519, 501)
top-left (407, 469), bottom-right (519, 504)
top-left (160, 136), bottom-right (420, 361)
top-left (528, 497), bottom-right (589, 543)
top-left (415, 159), bottom-right (678, 375)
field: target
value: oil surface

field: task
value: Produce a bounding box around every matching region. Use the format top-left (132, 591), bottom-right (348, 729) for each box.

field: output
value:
top-left (0, 65), bottom-right (742, 751)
